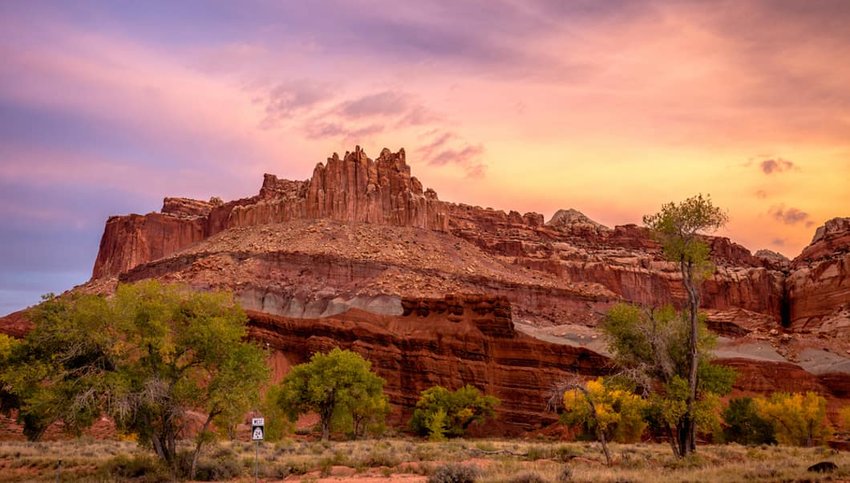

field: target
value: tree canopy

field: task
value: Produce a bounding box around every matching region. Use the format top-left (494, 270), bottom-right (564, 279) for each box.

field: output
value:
top-left (276, 348), bottom-right (387, 441)
top-left (410, 385), bottom-right (499, 439)
top-left (754, 392), bottom-right (832, 447)
top-left (0, 281), bottom-right (269, 475)
top-left (602, 303), bottom-right (735, 456)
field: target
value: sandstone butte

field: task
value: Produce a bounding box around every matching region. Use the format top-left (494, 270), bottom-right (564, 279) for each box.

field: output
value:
top-left (1, 146), bottom-right (849, 437)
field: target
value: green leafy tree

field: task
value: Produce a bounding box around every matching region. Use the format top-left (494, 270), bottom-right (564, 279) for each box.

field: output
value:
top-left (755, 392), bottom-right (832, 446)
top-left (276, 348), bottom-right (386, 441)
top-left (643, 194), bottom-right (727, 456)
top-left (410, 385), bottom-right (499, 438)
top-left (0, 282), bottom-right (269, 478)
top-left (602, 303), bottom-right (735, 457)
top-left (256, 385), bottom-right (293, 442)
top-left (722, 397), bottom-right (776, 445)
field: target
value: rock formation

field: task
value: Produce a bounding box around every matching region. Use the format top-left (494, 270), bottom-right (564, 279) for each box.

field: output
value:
top-left (92, 147), bottom-right (447, 279)
top-left (3, 147), bottom-right (849, 435)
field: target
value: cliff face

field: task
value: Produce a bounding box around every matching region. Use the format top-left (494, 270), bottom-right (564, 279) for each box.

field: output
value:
top-left (90, 147), bottom-right (849, 337)
top-left (2, 147), bottom-right (849, 436)
top-left (248, 294), bottom-right (848, 433)
top-left (787, 217), bottom-right (850, 335)
top-left (93, 147), bottom-right (447, 279)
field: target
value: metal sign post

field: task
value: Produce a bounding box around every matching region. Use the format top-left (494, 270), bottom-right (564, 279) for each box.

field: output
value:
top-left (251, 418), bottom-right (264, 482)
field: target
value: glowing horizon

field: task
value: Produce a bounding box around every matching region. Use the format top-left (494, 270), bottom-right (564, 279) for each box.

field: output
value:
top-left (1, 1), bottom-right (848, 313)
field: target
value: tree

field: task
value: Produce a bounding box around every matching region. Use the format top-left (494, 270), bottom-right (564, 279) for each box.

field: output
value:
top-left (643, 194), bottom-right (727, 456)
top-left (722, 397), bottom-right (776, 445)
top-left (754, 392), bottom-right (832, 446)
top-left (561, 377), bottom-right (648, 465)
top-left (602, 303), bottom-right (735, 457)
top-left (276, 348), bottom-right (386, 441)
top-left (410, 385), bottom-right (499, 438)
top-left (0, 282), bottom-right (269, 478)
top-left (841, 405), bottom-right (850, 434)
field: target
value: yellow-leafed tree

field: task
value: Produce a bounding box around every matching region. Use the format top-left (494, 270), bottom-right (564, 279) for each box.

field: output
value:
top-left (562, 378), bottom-right (647, 464)
top-left (754, 392), bottom-right (832, 447)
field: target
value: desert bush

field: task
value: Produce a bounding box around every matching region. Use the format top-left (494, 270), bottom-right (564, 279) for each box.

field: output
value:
top-left (509, 470), bottom-right (547, 483)
top-left (556, 465), bottom-right (573, 482)
top-left (191, 453), bottom-right (243, 481)
top-left (100, 453), bottom-right (170, 481)
top-left (428, 463), bottom-right (480, 483)
top-left (722, 397), bottom-right (776, 445)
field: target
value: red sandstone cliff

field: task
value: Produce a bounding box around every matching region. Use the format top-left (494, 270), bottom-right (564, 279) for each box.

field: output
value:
top-left (5, 146), bottom-right (846, 436)
top-left (90, 147), bottom-right (806, 331)
top-left (93, 147), bottom-right (447, 278)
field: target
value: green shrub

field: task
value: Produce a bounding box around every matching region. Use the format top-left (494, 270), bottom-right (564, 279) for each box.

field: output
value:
top-left (428, 463), bottom-right (480, 483)
top-left (186, 449), bottom-right (243, 481)
top-left (722, 397), bottom-right (776, 445)
top-left (100, 454), bottom-right (170, 481)
top-left (411, 385), bottom-right (499, 439)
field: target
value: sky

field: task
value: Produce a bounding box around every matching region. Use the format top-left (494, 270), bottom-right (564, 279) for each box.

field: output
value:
top-left (1, 0), bottom-right (849, 314)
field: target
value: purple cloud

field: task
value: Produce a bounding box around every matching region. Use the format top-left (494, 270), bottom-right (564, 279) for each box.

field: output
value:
top-left (417, 131), bottom-right (486, 178)
top-left (769, 205), bottom-right (811, 226)
top-left (760, 158), bottom-right (795, 175)
top-left (261, 80), bottom-right (333, 128)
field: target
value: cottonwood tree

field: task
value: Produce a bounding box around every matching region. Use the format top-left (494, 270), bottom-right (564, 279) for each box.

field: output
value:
top-left (643, 194), bottom-right (728, 456)
top-left (409, 385), bottom-right (499, 439)
top-left (0, 282), bottom-right (269, 478)
top-left (559, 377), bottom-right (648, 465)
top-left (602, 303), bottom-right (735, 457)
top-left (276, 348), bottom-right (386, 441)
top-left (755, 392), bottom-right (832, 446)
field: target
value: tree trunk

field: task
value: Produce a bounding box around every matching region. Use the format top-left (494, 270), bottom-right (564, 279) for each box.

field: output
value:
top-left (567, 382), bottom-right (612, 466)
top-left (190, 411), bottom-right (218, 480)
top-left (681, 259), bottom-right (700, 457)
top-left (321, 419), bottom-right (330, 441)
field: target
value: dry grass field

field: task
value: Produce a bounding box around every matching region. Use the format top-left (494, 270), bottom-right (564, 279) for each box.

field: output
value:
top-left (0, 437), bottom-right (847, 482)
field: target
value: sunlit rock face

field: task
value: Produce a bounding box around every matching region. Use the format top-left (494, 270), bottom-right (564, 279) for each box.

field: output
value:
top-left (3, 148), bottom-right (848, 434)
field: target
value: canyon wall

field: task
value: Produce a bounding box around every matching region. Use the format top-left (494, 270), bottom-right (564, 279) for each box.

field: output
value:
top-left (88, 146), bottom-right (839, 331)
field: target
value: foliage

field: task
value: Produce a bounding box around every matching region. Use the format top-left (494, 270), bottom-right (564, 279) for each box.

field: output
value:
top-left (722, 397), bottom-right (776, 445)
top-left (642, 194), bottom-right (727, 279)
top-left (602, 303), bottom-right (735, 455)
top-left (754, 392), bottom-right (832, 446)
top-left (99, 453), bottom-right (171, 482)
top-left (410, 385), bottom-right (500, 439)
top-left (841, 405), bottom-right (850, 433)
top-left (0, 281), bottom-right (269, 474)
top-left (643, 194), bottom-right (727, 457)
top-left (428, 463), bottom-right (480, 483)
top-left (562, 378), bottom-right (647, 444)
top-left (426, 407), bottom-right (449, 441)
top-left (257, 385), bottom-right (293, 442)
top-left (276, 348), bottom-right (386, 441)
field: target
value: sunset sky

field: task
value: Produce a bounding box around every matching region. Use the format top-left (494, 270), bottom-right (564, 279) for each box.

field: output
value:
top-left (1, 1), bottom-right (849, 313)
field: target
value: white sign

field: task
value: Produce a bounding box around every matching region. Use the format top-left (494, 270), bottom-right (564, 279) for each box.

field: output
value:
top-left (251, 417), bottom-right (265, 441)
